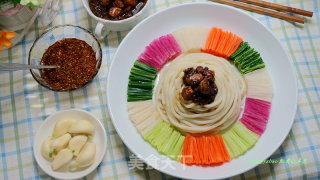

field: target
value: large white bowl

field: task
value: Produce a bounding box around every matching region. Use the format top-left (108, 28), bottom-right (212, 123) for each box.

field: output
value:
top-left (107, 2), bottom-right (298, 179)
top-left (33, 109), bottom-right (107, 180)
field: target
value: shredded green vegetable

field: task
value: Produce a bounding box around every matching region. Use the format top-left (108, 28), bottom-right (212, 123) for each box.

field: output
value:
top-left (144, 122), bottom-right (185, 161)
top-left (49, 150), bottom-right (53, 158)
top-left (222, 122), bottom-right (259, 159)
top-left (127, 60), bottom-right (157, 102)
top-left (229, 41), bottom-right (265, 74)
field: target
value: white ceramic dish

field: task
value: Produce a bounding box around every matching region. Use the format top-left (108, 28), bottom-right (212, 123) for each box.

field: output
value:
top-left (33, 109), bottom-right (107, 180)
top-left (107, 2), bottom-right (298, 179)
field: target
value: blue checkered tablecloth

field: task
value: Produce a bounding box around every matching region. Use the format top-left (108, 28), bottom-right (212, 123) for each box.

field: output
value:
top-left (0, 0), bottom-right (319, 179)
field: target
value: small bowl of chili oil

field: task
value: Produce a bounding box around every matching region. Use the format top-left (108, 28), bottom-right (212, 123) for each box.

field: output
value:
top-left (28, 25), bottom-right (102, 91)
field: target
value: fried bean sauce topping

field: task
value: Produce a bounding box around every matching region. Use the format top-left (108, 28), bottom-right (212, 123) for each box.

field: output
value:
top-left (89, 0), bottom-right (147, 20)
top-left (181, 66), bottom-right (218, 105)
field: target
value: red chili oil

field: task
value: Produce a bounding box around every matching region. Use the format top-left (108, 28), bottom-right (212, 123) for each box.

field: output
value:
top-left (40, 38), bottom-right (97, 90)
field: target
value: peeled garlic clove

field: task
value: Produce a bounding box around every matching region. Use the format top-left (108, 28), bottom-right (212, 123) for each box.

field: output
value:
top-left (68, 135), bottom-right (88, 156)
top-left (76, 142), bottom-right (96, 168)
top-left (52, 117), bottom-right (76, 137)
top-left (51, 148), bottom-right (73, 171)
top-left (52, 133), bottom-right (71, 152)
top-left (41, 137), bottom-right (53, 160)
top-left (69, 120), bottom-right (94, 135)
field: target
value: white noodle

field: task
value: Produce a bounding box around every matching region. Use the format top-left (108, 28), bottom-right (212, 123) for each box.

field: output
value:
top-left (154, 53), bottom-right (246, 134)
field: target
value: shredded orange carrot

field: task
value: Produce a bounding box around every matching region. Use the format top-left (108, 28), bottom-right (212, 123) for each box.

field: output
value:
top-left (181, 135), bottom-right (231, 165)
top-left (221, 32), bottom-right (235, 58)
top-left (207, 136), bottom-right (215, 163)
top-left (204, 28), bottom-right (215, 51)
top-left (0, 31), bottom-right (15, 51)
top-left (202, 27), bottom-right (243, 58)
top-left (203, 136), bottom-right (210, 165)
top-left (193, 137), bottom-right (202, 165)
top-left (205, 136), bottom-right (213, 164)
top-left (195, 137), bottom-right (201, 164)
top-left (209, 28), bottom-right (220, 55)
top-left (214, 136), bottom-right (225, 163)
top-left (181, 136), bottom-right (193, 164)
top-left (227, 36), bottom-right (243, 57)
top-left (218, 135), bottom-right (231, 161)
top-left (181, 136), bottom-right (188, 163)
top-left (216, 136), bottom-right (225, 161)
top-left (201, 137), bottom-right (207, 164)
top-left (223, 34), bottom-right (236, 58)
top-left (224, 33), bottom-right (237, 58)
top-left (188, 136), bottom-right (196, 164)
top-left (216, 32), bottom-right (231, 57)
top-left (208, 28), bottom-right (218, 52)
top-left (4, 31), bottom-right (15, 39)
top-left (199, 137), bottom-right (206, 164)
top-left (209, 28), bottom-right (222, 54)
top-left (2, 39), bottom-right (12, 48)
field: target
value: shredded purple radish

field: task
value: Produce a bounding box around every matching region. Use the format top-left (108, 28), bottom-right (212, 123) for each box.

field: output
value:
top-left (240, 98), bottom-right (271, 136)
top-left (138, 34), bottom-right (181, 71)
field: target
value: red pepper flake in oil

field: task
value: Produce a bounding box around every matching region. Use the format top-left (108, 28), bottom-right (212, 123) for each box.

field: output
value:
top-left (40, 38), bottom-right (97, 90)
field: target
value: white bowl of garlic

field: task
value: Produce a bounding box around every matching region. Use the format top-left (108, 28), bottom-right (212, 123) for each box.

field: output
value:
top-left (33, 109), bottom-right (107, 179)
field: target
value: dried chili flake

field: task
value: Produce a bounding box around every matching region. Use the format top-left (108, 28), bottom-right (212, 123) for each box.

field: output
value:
top-left (40, 38), bottom-right (97, 90)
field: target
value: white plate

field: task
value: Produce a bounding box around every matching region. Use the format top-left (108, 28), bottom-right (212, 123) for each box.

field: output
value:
top-left (107, 2), bottom-right (297, 179)
top-left (33, 109), bottom-right (107, 180)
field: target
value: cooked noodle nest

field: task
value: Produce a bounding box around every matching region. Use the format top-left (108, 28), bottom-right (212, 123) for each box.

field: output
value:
top-left (154, 52), bottom-right (247, 134)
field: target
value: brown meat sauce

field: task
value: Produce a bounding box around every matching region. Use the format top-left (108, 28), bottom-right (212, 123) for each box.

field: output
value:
top-left (181, 66), bottom-right (218, 105)
top-left (89, 0), bottom-right (147, 21)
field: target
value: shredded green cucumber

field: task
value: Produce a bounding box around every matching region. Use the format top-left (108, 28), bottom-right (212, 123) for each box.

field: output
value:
top-left (234, 48), bottom-right (256, 65)
top-left (128, 87), bottom-right (152, 91)
top-left (127, 60), bottom-right (157, 102)
top-left (130, 67), bottom-right (156, 80)
top-left (144, 122), bottom-right (165, 141)
top-left (155, 127), bottom-right (173, 149)
top-left (233, 122), bottom-right (259, 146)
top-left (238, 52), bottom-right (260, 67)
top-left (129, 75), bottom-right (153, 82)
top-left (230, 42), bottom-right (265, 74)
top-left (229, 42), bottom-right (249, 60)
top-left (127, 86), bottom-right (153, 101)
top-left (240, 56), bottom-right (261, 69)
top-left (171, 136), bottom-right (185, 161)
top-left (128, 81), bottom-right (154, 89)
top-left (239, 57), bottom-right (265, 74)
top-left (151, 123), bottom-right (170, 145)
top-left (127, 96), bottom-right (153, 102)
top-left (241, 64), bottom-right (265, 74)
top-left (143, 121), bottom-right (185, 161)
top-left (134, 60), bottom-right (157, 74)
top-left (127, 90), bottom-right (153, 96)
top-left (222, 122), bottom-right (259, 158)
top-left (160, 131), bottom-right (179, 154)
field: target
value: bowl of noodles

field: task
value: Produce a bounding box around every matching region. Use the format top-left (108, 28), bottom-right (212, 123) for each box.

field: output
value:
top-left (107, 2), bottom-right (297, 179)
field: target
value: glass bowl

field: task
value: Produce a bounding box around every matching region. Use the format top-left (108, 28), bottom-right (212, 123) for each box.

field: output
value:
top-left (28, 25), bottom-right (102, 92)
